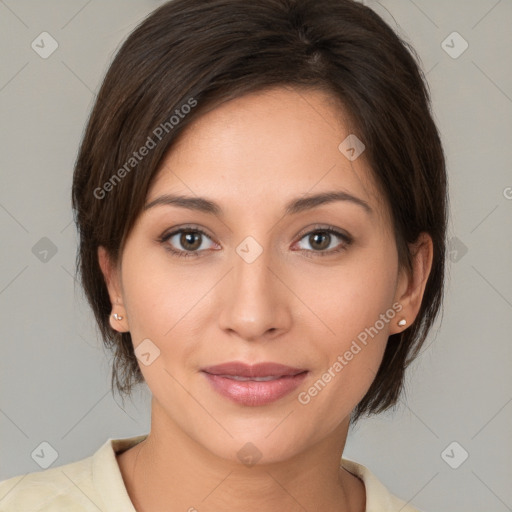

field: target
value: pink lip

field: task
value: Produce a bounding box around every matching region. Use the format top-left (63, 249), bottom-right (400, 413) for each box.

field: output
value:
top-left (201, 362), bottom-right (308, 406)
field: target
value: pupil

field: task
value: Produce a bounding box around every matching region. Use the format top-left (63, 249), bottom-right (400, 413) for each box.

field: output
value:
top-left (311, 232), bottom-right (329, 250)
top-left (182, 232), bottom-right (200, 250)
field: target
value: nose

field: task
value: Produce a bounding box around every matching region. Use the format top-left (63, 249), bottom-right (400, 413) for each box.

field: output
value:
top-left (217, 240), bottom-right (292, 341)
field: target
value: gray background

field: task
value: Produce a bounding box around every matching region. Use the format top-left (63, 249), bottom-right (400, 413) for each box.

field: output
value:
top-left (1, 1), bottom-right (511, 511)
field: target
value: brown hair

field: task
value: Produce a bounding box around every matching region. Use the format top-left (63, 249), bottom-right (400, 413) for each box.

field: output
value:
top-left (71, 0), bottom-right (448, 423)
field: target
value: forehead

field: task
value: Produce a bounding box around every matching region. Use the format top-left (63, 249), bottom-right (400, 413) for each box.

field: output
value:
top-left (147, 86), bottom-right (390, 224)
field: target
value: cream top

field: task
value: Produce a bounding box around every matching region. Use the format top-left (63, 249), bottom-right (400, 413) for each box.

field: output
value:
top-left (0, 434), bottom-right (423, 511)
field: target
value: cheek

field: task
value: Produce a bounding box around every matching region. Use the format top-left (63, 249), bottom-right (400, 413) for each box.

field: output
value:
top-left (120, 248), bottom-right (217, 382)
top-left (121, 245), bottom-right (209, 336)
top-left (295, 243), bottom-right (398, 411)
top-left (297, 297), bottom-right (392, 432)
top-left (294, 241), bottom-right (398, 344)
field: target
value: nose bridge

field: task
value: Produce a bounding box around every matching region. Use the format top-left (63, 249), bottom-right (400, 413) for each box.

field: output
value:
top-left (231, 234), bottom-right (276, 306)
top-left (217, 234), bottom-right (290, 339)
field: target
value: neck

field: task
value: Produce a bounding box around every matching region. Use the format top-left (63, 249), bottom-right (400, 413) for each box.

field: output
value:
top-left (116, 398), bottom-right (365, 512)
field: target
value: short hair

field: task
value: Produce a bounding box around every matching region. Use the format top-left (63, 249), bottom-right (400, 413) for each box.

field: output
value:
top-left (71, 0), bottom-right (448, 424)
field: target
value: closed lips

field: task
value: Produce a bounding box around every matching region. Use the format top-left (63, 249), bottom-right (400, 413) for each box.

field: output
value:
top-left (202, 362), bottom-right (309, 406)
top-left (201, 362), bottom-right (308, 378)
top-left (216, 374), bottom-right (306, 381)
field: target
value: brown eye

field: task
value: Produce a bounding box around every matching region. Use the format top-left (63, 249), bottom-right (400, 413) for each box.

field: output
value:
top-left (308, 232), bottom-right (331, 251)
top-left (295, 226), bottom-right (352, 257)
top-left (179, 231), bottom-right (202, 251)
top-left (160, 227), bottom-right (217, 258)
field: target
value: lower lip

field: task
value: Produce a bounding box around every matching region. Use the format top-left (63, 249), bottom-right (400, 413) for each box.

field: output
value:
top-left (202, 371), bottom-right (308, 406)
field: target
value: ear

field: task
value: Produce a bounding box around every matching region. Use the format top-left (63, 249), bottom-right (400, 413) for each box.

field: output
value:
top-left (390, 232), bottom-right (433, 335)
top-left (97, 246), bottom-right (130, 333)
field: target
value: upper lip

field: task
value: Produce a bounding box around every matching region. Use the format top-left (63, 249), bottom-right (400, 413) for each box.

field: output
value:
top-left (201, 362), bottom-right (307, 378)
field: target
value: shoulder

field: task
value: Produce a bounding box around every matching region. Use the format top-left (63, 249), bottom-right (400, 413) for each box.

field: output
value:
top-left (341, 457), bottom-right (426, 512)
top-left (0, 435), bottom-right (146, 511)
top-left (0, 454), bottom-right (96, 511)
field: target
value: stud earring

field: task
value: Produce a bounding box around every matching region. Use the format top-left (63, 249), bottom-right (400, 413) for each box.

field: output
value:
top-left (112, 313), bottom-right (123, 321)
top-left (397, 318), bottom-right (407, 327)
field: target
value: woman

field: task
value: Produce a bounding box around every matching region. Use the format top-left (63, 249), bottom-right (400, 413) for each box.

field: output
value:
top-left (0, 0), bottom-right (447, 510)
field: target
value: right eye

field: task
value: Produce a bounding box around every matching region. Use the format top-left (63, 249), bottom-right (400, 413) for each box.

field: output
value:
top-left (159, 226), bottom-right (218, 258)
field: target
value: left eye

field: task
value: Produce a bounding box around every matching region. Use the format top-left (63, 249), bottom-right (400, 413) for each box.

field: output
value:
top-left (295, 228), bottom-right (351, 255)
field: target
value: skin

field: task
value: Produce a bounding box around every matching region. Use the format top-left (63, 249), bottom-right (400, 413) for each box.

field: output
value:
top-left (98, 85), bottom-right (433, 512)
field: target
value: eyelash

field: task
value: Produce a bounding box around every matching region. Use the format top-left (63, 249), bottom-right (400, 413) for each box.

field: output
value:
top-left (158, 224), bottom-right (352, 259)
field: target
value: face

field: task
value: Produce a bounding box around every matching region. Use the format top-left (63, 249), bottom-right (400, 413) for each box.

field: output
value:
top-left (100, 86), bottom-right (423, 464)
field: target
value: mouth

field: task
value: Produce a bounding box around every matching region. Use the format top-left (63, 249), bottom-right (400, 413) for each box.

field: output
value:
top-left (201, 361), bottom-right (307, 378)
top-left (201, 361), bottom-right (309, 406)
top-left (213, 375), bottom-right (293, 382)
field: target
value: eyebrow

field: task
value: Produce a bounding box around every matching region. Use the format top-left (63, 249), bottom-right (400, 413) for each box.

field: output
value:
top-left (144, 190), bottom-right (372, 216)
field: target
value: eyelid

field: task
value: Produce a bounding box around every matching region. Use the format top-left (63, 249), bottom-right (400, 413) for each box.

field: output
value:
top-left (160, 224), bottom-right (214, 240)
top-left (294, 223), bottom-right (352, 242)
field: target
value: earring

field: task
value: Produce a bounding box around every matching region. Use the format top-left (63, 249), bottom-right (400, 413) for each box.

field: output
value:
top-left (112, 313), bottom-right (123, 321)
top-left (397, 318), bottom-right (407, 327)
